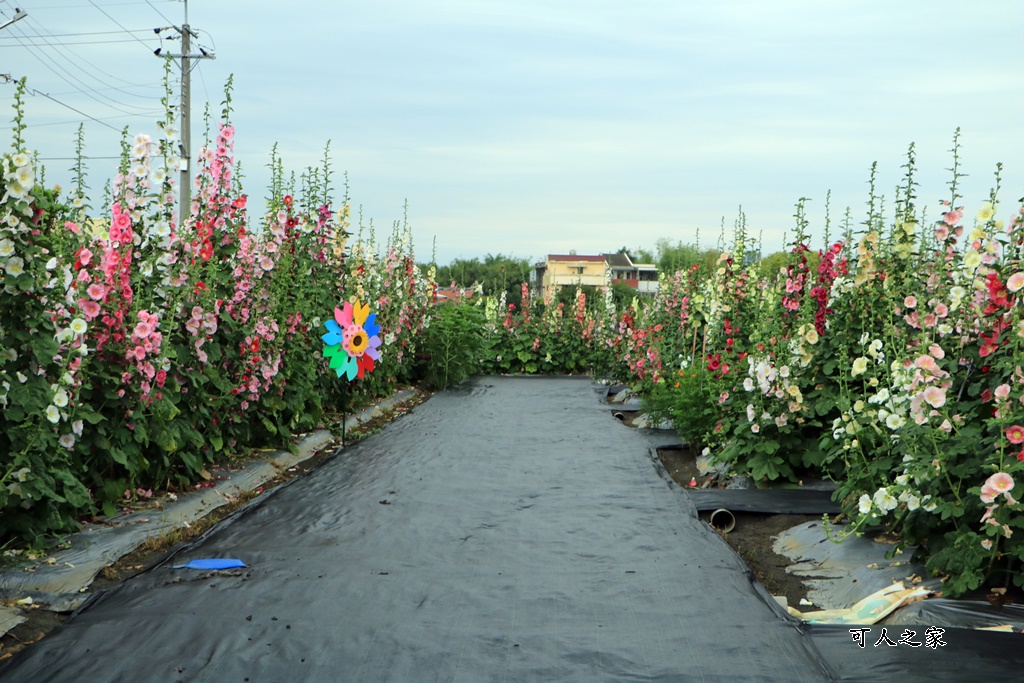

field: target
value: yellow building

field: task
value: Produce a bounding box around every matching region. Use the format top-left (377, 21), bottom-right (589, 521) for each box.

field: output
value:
top-left (532, 252), bottom-right (658, 300)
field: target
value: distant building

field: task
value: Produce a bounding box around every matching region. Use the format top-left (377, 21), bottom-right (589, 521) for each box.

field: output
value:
top-left (604, 252), bottom-right (658, 295)
top-left (434, 286), bottom-right (479, 305)
top-left (532, 252), bottom-right (657, 299)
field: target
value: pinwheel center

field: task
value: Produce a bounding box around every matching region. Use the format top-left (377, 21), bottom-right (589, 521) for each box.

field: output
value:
top-left (351, 333), bottom-right (367, 353)
top-left (345, 326), bottom-right (369, 356)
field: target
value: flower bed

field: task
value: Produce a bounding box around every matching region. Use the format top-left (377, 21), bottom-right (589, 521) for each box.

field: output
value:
top-left (620, 142), bottom-right (1024, 596)
top-left (0, 80), bottom-right (432, 547)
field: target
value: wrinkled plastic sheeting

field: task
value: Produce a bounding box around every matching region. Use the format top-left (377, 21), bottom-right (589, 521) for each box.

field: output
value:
top-left (0, 606), bottom-right (26, 638)
top-left (688, 489), bottom-right (842, 514)
top-left (806, 624), bottom-right (1024, 682)
top-left (773, 521), bottom-right (939, 611)
top-left (4, 377), bottom-right (1021, 682)
top-left (883, 598), bottom-right (1024, 631)
top-left (1, 376), bottom-right (836, 683)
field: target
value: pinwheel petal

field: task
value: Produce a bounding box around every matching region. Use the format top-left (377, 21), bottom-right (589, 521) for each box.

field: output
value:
top-left (365, 346), bottom-right (380, 361)
top-left (357, 354), bottom-right (375, 379)
top-left (334, 353), bottom-right (356, 378)
top-left (363, 313), bottom-right (380, 339)
top-left (353, 300), bottom-right (370, 326)
top-left (322, 330), bottom-right (344, 346)
top-left (344, 356), bottom-right (358, 381)
top-left (335, 303), bottom-right (353, 328)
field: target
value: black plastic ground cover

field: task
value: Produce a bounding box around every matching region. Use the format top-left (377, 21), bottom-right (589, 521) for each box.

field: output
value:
top-left (2, 376), bottom-right (1022, 682)
top-left (686, 488), bottom-right (842, 514)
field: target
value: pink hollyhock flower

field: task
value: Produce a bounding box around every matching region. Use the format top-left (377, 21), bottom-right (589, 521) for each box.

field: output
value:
top-left (923, 386), bottom-right (946, 408)
top-left (995, 384), bottom-right (1012, 401)
top-left (80, 300), bottom-right (100, 319)
top-left (934, 225), bottom-right (949, 241)
top-left (113, 213), bottom-right (131, 232)
top-left (980, 484), bottom-right (997, 504)
top-left (981, 505), bottom-right (997, 524)
top-left (134, 321), bottom-right (152, 338)
top-left (928, 344), bottom-right (945, 360)
top-left (79, 248), bottom-right (93, 266)
top-left (904, 295), bottom-right (917, 308)
top-left (986, 471), bottom-right (1015, 494)
top-left (1007, 272), bottom-right (1024, 293)
top-left (1005, 425), bottom-right (1024, 445)
top-left (915, 355), bottom-right (939, 374)
top-left (933, 303), bottom-right (948, 318)
top-left (87, 283), bottom-right (106, 300)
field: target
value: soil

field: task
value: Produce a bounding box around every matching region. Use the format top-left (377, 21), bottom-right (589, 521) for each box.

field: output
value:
top-left (656, 446), bottom-right (818, 609)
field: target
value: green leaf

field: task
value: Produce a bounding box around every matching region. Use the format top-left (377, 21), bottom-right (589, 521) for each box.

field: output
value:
top-left (155, 428), bottom-right (179, 454)
top-left (259, 414), bottom-right (277, 435)
top-left (210, 433), bottom-right (224, 452)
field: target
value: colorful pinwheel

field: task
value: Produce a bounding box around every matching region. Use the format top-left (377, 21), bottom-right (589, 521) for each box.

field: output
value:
top-left (322, 300), bottom-right (382, 380)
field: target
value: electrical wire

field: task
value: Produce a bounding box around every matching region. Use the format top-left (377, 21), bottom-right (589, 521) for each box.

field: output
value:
top-left (0, 109), bottom-right (162, 128)
top-left (19, 14), bottom-right (160, 96)
top-left (0, 37), bottom-right (143, 46)
top-left (87, 0), bottom-right (160, 52)
top-left (10, 1), bottom-right (176, 10)
top-left (144, 0), bottom-right (173, 26)
top-left (8, 19), bottom-right (157, 112)
top-left (0, 29), bottom-right (156, 39)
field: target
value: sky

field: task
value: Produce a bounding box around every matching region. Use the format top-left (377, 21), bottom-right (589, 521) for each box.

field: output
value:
top-left (2, 0), bottom-right (1022, 265)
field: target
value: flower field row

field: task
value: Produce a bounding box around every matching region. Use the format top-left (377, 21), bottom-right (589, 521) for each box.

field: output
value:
top-left (615, 147), bottom-right (1024, 596)
top-left (1, 80), bottom-right (433, 546)
top-left (3, 73), bottom-right (1020, 596)
top-left (462, 142), bottom-right (1024, 595)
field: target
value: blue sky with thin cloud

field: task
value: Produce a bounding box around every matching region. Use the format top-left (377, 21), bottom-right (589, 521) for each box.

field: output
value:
top-left (3, 0), bottom-right (1022, 263)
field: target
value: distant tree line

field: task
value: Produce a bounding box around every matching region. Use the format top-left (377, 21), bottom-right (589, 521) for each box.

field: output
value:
top-left (420, 241), bottom-right (801, 309)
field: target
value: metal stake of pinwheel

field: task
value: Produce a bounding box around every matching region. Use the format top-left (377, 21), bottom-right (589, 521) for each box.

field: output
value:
top-left (322, 299), bottom-right (383, 447)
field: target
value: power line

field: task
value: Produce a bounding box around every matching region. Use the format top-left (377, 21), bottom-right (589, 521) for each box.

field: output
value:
top-left (8, 19), bottom-right (157, 111)
top-left (2, 74), bottom-right (129, 132)
top-left (0, 109), bottom-right (162, 127)
top-left (145, 0), bottom-right (173, 26)
top-left (7, 1), bottom-right (175, 8)
top-left (47, 81), bottom-right (163, 96)
top-left (19, 14), bottom-right (161, 97)
top-left (0, 37), bottom-right (144, 46)
top-left (0, 28), bottom-right (156, 39)
top-left (88, 0), bottom-right (159, 52)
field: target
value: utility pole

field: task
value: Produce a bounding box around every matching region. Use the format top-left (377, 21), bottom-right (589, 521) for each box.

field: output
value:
top-left (154, 0), bottom-right (213, 228)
